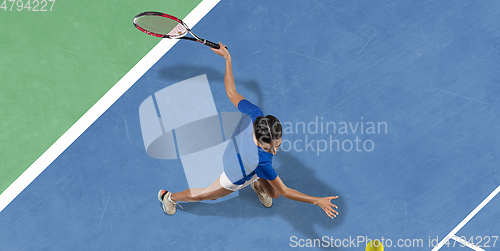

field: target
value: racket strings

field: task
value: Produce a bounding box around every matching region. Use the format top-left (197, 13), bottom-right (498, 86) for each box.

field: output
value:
top-left (136, 16), bottom-right (187, 37)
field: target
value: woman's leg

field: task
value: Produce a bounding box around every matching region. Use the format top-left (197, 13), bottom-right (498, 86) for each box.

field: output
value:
top-left (253, 179), bottom-right (280, 199)
top-left (170, 176), bottom-right (233, 202)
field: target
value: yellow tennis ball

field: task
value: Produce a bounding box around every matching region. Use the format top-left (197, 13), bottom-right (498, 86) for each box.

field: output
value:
top-left (365, 240), bottom-right (384, 251)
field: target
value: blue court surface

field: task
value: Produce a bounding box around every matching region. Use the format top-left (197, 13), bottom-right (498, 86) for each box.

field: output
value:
top-left (1, 0), bottom-right (500, 250)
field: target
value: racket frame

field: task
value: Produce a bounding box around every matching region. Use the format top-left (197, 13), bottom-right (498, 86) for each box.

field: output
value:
top-left (133, 11), bottom-right (220, 49)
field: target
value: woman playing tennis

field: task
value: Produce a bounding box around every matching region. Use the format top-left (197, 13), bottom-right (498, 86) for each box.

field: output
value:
top-left (158, 43), bottom-right (339, 219)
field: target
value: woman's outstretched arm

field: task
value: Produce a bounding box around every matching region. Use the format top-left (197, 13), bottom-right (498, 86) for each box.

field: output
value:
top-left (211, 42), bottom-right (245, 108)
top-left (269, 175), bottom-right (339, 219)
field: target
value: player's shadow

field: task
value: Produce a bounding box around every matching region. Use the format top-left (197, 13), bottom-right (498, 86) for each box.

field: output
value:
top-left (158, 65), bottom-right (265, 110)
top-left (178, 153), bottom-right (345, 243)
top-left (156, 65), bottom-right (343, 246)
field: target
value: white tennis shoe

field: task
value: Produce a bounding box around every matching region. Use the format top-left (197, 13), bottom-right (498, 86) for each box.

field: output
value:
top-left (158, 190), bottom-right (181, 215)
top-left (251, 182), bottom-right (272, 208)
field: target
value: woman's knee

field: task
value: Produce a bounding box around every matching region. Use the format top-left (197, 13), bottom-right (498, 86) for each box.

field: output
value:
top-left (269, 191), bottom-right (280, 199)
top-left (257, 180), bottom-right (279, 199)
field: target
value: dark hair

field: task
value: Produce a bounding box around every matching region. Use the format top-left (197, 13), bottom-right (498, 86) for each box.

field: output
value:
top-left (254, 115), bottom-right (282, 144)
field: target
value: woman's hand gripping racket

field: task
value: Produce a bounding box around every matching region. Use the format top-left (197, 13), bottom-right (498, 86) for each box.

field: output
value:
top-left (133, 11), bottom-right (222, 49)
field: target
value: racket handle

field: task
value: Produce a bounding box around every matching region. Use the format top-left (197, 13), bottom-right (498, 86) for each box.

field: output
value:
top-left (203, 39), bottom-right (221, 49)
top-left (202, 39), bottom-right (227, 50)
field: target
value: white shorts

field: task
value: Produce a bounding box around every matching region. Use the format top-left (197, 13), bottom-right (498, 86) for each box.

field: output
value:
top-left (219, 172), bottom-right (259, 191)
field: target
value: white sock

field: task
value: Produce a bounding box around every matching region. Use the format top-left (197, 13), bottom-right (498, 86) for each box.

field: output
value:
top-left (167, 193), bottom-right (174, 202)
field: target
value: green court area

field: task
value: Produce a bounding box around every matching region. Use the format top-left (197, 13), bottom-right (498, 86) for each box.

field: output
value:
top-left (0, 0), bottom-right (201, 194)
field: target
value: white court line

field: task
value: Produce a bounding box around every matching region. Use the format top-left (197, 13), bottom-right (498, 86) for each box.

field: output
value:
top-left (431, 184), bottom-right (500, 251)
top-left (450, 235), bottom-right (486, 251)
top-left (0, 0), bottom-right (221, 213)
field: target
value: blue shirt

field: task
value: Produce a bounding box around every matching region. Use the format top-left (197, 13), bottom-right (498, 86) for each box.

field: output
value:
top-left (222, 100), bottom-right (278, 184)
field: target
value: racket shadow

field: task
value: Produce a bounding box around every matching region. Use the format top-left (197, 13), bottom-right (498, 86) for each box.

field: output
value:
top-left (158, 65), bottom-right (265, 110)
top-left (178, 153), bottom-right (345, 242)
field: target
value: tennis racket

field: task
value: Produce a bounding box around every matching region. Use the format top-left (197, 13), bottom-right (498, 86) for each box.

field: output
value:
top-left (133, 11), bottom-right (222, 49)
